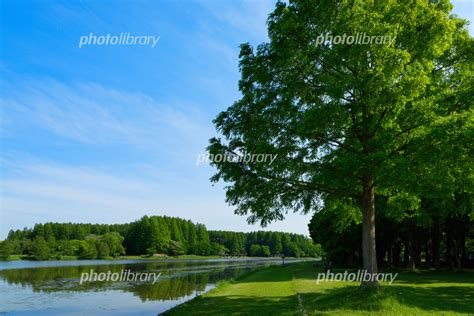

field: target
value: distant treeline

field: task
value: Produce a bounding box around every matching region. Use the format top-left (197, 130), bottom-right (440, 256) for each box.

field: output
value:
top-left (1, 215), bottom-right (321, 260)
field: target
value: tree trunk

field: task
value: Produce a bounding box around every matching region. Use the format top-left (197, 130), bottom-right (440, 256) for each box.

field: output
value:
top-left (407, 223), bottom-right (416, 270)
top-left (460, 222), bottom-right (466, 267)
top-left (446, 218), bottom-right (454, 269)
top-left (393, 241), bottom-right (401, 267)
top-left (454, 239), bottom-right (461, 269)
top-left (361, 173), bottom-right (379, 287)
top-left (414, 233), bottom-right (421, 267)
top-left (377, 241), bottom-right (385, 265)
top-left (425, 239), bottom-right (430, 266)
top-left (433, 212), bottom-right (441, 270)
top-left (387, 246), bottom-right (393, 268)
top-left (403, 236), bottom-right (409, 267)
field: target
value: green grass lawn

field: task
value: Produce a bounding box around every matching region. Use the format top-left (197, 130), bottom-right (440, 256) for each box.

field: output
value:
top-left (165, 261), bottom-right (474, 315)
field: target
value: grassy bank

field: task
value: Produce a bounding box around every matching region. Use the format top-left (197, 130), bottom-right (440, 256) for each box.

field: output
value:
top-left (1, 254), bottom-right (232, 261)
top-left (0, 254), bottom-right (25, 261)
top-left (1, 255), bottom-right (79, 261)
top-left (165, 261), bottom-right (474, 315)
top-left (119, 255), bottom-right (223, 260)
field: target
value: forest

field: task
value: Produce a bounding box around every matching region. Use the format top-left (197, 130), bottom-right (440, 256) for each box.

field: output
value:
top-left (309, 194), bottom-right (473, 270)
top-left (0, 215), bottom-right (321, 260)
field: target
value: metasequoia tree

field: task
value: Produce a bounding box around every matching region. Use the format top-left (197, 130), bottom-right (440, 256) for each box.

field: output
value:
top-left (208, 0), bottom-right (472, 286)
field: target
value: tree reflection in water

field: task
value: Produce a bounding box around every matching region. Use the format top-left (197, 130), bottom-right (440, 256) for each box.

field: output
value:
top-left (0, 260), bottom-right (275, 301)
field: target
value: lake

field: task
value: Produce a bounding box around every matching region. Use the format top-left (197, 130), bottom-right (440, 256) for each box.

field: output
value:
top-left (0, 258), bottom-right (305, 315)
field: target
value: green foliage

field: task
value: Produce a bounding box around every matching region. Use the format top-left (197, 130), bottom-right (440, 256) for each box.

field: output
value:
top-left (386, 192), bottom-right (422, 221)
top-left (3, 216), bottom-right (324, 259)
top-left (78, 240), bottom-right (98, 259)
top-left (309, 194), bottom-right (473, 269)
top-left (0, 240), bottom-right (14, 259)
top-left (207, 0), bottom-right (471, 224)
top-left (269, 233), bottom-right (282, 255)
top-left (261, 245), bottom-right (271, 257)
top-left (249, 244), bottom-right (262, 256)
top-left (309, 205), bottom-right (363, 266)
top-left (210, 242), bottom-right (228, 256)
top-left (205, 0), bottom-right (472, 274)
top-left (168, 240), bottom-right (185, 257)
top-left (32, 237), bottom-right (51, 260)
top-left (57, 240), bottom-right (75, 256)
top-left (103, 232), bottom-right (125, 257)
top-left (95, 241), bottom-right (110, 259)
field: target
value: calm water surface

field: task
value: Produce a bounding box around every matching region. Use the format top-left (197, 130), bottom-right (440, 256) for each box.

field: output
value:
top-left (0, 258), bottom-right (304, 315)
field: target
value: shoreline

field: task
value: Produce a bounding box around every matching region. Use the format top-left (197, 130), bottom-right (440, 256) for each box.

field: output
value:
top-left (0, 256), bottom-right (316, 271)
top-left (162, 260), bottom-right (307, 315)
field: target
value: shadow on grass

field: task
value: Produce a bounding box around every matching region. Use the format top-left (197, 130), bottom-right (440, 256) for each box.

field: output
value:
top-left (387, 285), bottom-right (474, 313)
top-left (164, 295), bottom-right (297, 315)
top-left (393, 271), bottom-right (474, 284)
top-left (239, 264), bottom-right (474, 285)
top-left (299, 284), bottom-right (474, 314)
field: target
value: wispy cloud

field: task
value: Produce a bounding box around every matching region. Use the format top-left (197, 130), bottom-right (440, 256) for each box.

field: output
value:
top-left (2, 79), bottom-right (209, 147)
top-left (199, 0), bottom-right (275, 41)
top-left (0, 161), bottom-right (170, 235)
top-left (0, 160), bottom-right (312, 237)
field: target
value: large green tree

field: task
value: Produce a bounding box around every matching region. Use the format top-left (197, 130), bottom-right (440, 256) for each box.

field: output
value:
top-left (208, 0), bottom-right (472, 285)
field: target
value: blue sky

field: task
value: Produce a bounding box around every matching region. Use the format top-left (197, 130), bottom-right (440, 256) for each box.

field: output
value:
top-left (0, 0), bottom-right (472, 238)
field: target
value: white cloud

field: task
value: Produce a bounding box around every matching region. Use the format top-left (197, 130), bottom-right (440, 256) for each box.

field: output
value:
top-left (199, 0), bottom-right (275, 41)
top-left (0, 160), bottom-right (312, 238)
top-left (1, 78), bottom-right (213, 161)
top-left (4, 80), bottom-right (207, 146)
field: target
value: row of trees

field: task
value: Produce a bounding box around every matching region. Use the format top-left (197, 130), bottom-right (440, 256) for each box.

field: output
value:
top-left (123, 216), bottom-right (321, 257)
top-left (209, 230), bottom-right (321, 257)
top-left (1, 215), bottom-right (321, 259)
top-left (309, 194), bottom-right (473, 269)
top-left (124, 216), bottom-right (212, 256)
top-left (0, 232), bottom-right (125, 260)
